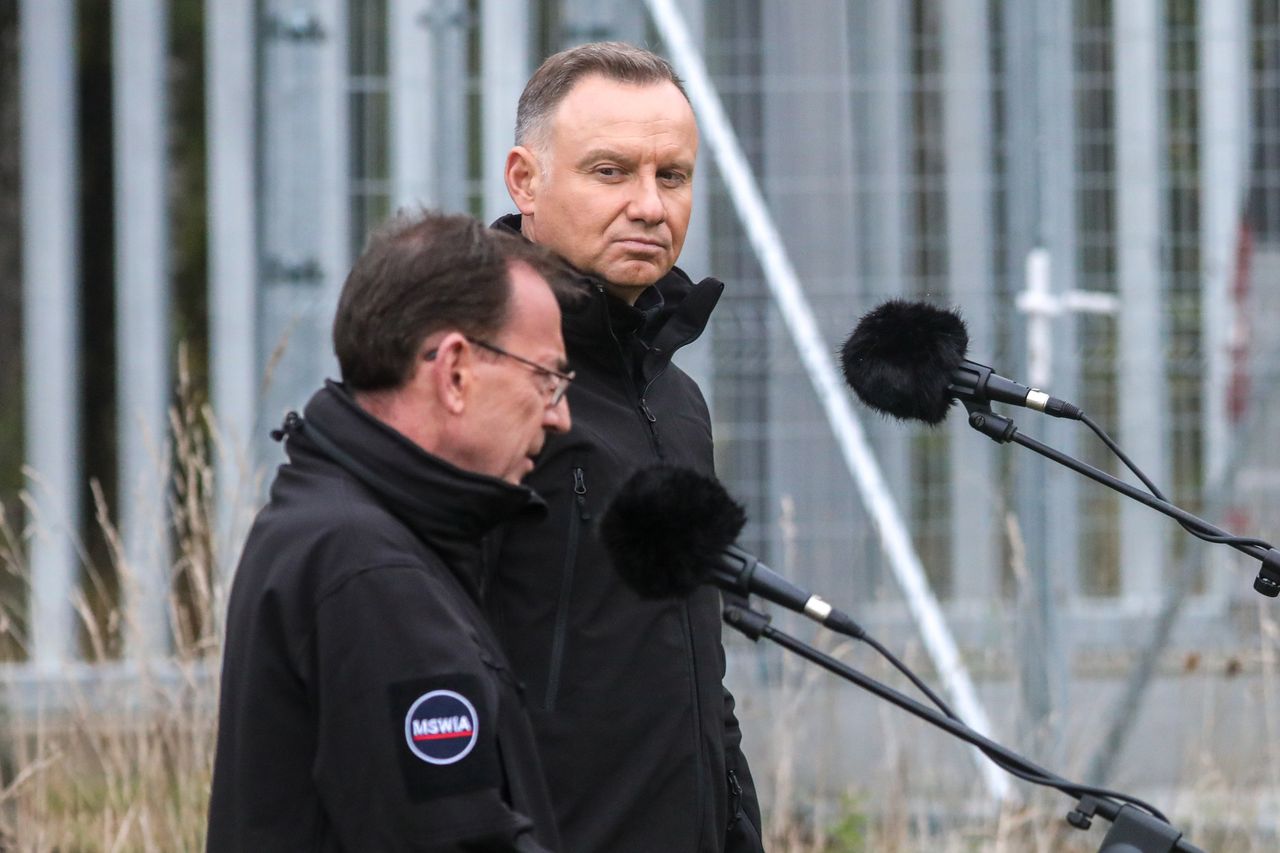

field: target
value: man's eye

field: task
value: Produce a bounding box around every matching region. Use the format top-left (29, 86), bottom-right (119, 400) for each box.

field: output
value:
top-left (596, 166), bottom-right (621, 178)
top-left (660, 172), bottom-right (688, 186)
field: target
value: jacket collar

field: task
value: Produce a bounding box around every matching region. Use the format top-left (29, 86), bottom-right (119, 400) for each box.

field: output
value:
top-left (278, 381), bottom-right (542, 589)
top-left (492, 213), bottom-right (723, 378)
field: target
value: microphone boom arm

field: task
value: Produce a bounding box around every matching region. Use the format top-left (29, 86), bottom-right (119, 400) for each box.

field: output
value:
top-left (960, 402), bottom-right (1280, 597)
top-left (722, 604), bottom-right (1205, 853)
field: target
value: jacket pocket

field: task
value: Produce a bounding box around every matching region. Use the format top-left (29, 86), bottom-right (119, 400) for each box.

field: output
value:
top-left (725, 768), bottom-right (765, 852)
top-left (543, 465), bottom-right (589, 711)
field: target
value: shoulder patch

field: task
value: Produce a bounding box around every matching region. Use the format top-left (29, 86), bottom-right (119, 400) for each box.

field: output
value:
top-left (389, 674), bottom-right (499, 801)
top-left (404, 689), bottom-right (479, 765)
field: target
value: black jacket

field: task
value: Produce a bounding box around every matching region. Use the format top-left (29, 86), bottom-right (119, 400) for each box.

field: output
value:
top-left (207, 382), bottom-right (560, 852)
top-left (485, 215), bottom-right (764, 853)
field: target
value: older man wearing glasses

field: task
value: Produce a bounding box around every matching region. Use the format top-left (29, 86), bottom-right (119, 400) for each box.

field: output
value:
top-left (208, 211), bottom-right (576, 852)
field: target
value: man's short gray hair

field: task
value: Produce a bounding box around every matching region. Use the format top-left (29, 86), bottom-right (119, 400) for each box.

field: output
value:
top-left (515, 42), bottom-right (689, 149)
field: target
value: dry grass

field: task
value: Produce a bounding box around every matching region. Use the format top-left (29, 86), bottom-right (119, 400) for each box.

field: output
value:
top-left (0, 352), bottom-right (222, 851)
top-left (5, 695), bottom-right (216, 852)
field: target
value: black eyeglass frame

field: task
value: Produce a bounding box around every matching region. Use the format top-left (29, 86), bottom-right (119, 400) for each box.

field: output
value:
top-left (424, 336), bottom-right (575, 406)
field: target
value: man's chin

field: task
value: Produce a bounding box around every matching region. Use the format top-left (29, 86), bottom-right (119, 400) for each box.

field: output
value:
top-left (596, 261), bottom-right (671, 295)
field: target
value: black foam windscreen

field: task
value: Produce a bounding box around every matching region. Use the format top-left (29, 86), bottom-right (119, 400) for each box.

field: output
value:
top-left (599, 465), bottom-right (745, 599)
top-left (840, 299), bottom-right (969, 425)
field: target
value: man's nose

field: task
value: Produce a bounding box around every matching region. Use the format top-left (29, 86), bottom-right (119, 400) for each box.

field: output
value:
top-left (543, 395), bottom-right (571, 434)
top-left (626, 174), bottom-right (666, 226)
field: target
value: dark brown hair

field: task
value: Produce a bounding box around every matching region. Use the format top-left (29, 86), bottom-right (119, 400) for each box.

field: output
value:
top-left (516, 41), bottom-right (688, 148)
top-left (333, 210), bottom-right (570, 392)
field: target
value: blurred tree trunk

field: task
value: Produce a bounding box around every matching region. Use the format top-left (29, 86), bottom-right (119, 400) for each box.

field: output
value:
top-left (171, 0), bottom-right (208, 393)
top-left (168, 0), bottom-right (211, 650)
top-left (0, 0), bottom-right (22, 659)
top-left (76, 0), bottom-right (120, 654)
top-left (0, 1), bottom-right (20, 509)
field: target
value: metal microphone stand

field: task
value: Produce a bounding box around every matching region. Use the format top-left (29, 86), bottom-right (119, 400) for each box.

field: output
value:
top-left (961, 400), bottom-right (1280, 596)
top-left (723, 604), bottom-right (1205, 853)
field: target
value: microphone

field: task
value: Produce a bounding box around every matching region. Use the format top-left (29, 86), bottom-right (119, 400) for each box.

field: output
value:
top-left (839, 299), bottom-right (1082, 425)
top-left (599, 465), bottom-right (865, 638)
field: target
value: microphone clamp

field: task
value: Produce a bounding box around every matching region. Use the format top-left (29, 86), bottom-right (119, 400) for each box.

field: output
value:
top-left (964, 402), bottom-right (1018, 444)
top-left (1255, 550), bottom-right (1280, 598)
top-left (722, 604), bottom-right (771, 642)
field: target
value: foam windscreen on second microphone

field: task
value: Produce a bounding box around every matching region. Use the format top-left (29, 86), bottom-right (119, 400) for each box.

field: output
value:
top-left (599, 465), bottom-right (745, 599)
top-left (840, 299), bottom-right (970, 425)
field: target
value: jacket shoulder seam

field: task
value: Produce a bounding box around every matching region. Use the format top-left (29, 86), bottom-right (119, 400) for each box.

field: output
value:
top-left (313, 560), bottom-right (443, 608)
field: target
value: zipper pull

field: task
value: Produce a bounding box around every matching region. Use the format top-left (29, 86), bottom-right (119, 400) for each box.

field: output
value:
top-left (573, 467), bottom-right (590, 520)
top-left (638, 399), bottom-right (664, 460)
top-left (727, 769), bottom-right (743, 826)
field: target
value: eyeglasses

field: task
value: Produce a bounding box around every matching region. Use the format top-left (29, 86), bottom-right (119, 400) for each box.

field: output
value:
top-left (425, 337), bottom-right (575, 407)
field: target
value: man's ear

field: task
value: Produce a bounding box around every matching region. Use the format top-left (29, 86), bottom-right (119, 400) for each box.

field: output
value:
top-left (426, 332), bottom-right (471, 415)
top-left (505, 146), bottom-right (540, 215)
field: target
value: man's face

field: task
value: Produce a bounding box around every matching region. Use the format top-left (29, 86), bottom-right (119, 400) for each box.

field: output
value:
top-left (512, 75), bottom-right (698, 297)
top-left (463, 262), bottom-right (572, 484)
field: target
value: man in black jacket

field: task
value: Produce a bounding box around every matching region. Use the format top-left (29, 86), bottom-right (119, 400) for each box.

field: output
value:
top-left (488, 43), bottom-right (765, 852)
top-left (207, 212), bottom-right (575, 852)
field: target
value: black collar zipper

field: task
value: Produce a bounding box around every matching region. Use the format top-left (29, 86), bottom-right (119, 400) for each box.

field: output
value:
top-left (573, 467), bottom-right (590, 520)
top-left (638, 398), bottom-right (663, 459)
top-left (600, 291), bottom-right (667, 460)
